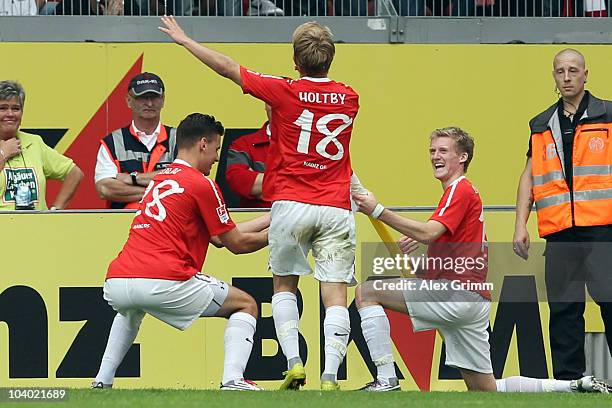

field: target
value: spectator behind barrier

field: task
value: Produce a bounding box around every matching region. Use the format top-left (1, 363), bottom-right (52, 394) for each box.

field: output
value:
top-left (49, 0), bottom-right (284, 14)
top-left (0, 0), bottom-right (44, 15)
top-left (225, 104), bottom-right (272, 208)
top-left (94, 72), bottom-right (178, 209)
top-left (53, 0), bottom-right (155, 14)
top-left (0, 81), bottom-right (83, 210)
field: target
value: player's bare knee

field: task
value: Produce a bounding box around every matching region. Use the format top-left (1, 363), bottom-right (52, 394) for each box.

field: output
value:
top-left (356, 281), bottom-right (379, 309)
top-left (461, 370), bottom-right (496, 392)
top-left (242, 294), bottom-right (259, 319)
top-left (273, 275), bottom-right (299, 294)
top-left (355, 283), bottom-right (364, 308)
top-left (232, 288), bottom-right (258, 318)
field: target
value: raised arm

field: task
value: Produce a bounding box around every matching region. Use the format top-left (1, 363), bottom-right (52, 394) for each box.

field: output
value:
top-left (159, 16), bottom-right (242, 86)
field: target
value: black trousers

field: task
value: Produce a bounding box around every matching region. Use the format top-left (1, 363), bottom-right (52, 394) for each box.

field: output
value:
top-left (545, 238), bottom-right (612, 380)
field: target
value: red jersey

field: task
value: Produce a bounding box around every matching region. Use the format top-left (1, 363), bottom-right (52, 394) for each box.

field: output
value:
top-left (225, 122), bottom-right (271, 208)
top-left (426, 176), bottom-right (490, 299)
top-left (107, 160), bottom-right (236, 281)
top-left (240, 67), bottom-right (359, 210)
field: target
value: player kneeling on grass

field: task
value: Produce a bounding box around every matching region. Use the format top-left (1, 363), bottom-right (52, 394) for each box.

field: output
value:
top-left (92, 113), bottom-right (269, 391)
top-left (352, 126), bottom-right (611, 394)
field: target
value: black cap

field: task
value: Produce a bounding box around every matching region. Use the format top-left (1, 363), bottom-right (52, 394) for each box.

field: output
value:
top-left (128, 72), bottom-right (165, 96)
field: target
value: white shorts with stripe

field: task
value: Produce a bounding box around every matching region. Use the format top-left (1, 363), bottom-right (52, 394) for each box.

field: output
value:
top-left (269, 200), bottom-right (356, 284)
top-left (403, 279), bottom-right (492, 374)
top-left (104, 273), bottom-right (229, 331)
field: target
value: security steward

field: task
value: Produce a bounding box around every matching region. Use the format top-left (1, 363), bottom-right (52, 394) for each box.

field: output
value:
top-left (513, 48), bottom-right (612, 380)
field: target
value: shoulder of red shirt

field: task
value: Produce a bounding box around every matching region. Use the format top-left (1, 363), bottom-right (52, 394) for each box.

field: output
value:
top-left (241, 66), bottom-right (358, 95)
top-left (443, 176), bottom-right (477, 200)
top-left (229, 122), bottom-right (270, 150)
top-left (165, 160), bottom-right (217, 188)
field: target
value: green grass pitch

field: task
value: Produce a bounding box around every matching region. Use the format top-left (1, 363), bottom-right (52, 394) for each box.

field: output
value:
top-left (12, 389), bottom-right (611, 408)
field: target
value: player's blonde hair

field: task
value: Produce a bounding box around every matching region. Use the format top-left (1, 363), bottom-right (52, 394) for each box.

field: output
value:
top-left (430, 127), bottom-right (475, 172)
top-left (292, 22), bottom-right (335, 77)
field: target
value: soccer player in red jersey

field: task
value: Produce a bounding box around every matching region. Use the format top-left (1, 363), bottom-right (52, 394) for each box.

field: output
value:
top-left (160, 17), bottom-right (359, 390)
top-left (92, 113), bottom-right (270, 391)
top-left (352, 127), bottom-right (611, 393)
top-left (225, 104), bottom-right (272, 208)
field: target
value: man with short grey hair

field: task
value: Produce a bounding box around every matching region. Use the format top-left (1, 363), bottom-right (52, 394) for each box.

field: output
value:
top-left (95, 72), bottom-right (177, 209)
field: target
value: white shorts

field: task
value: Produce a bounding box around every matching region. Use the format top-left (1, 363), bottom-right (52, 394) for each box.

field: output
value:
top-left (269, 200), bottom-right (356, 284)
top-left (104, 273), bottom-right (229, 331)
top-left (403, 279), bottom-right (492, 374)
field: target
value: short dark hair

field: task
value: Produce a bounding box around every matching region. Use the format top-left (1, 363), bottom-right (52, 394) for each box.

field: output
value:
top-left (176, 113), bottom-right (224, 150)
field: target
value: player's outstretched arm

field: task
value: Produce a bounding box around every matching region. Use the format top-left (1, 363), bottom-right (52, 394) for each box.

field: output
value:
top-left (217, 227), bottom-right (268, 254)
top-left (210, 236), bottom-right (224, 248)
top-left (236, 213), bottom-right (270, 233)
top-left (211, 214), bottom-right (269, 248)
top-left (158, 16), bottom-right (242, 86)
top-left (352, 192), bottom-right (447, 244)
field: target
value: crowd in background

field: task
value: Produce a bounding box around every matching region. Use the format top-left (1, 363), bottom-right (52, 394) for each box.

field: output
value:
top-left (1, 0), bottom-right (608, 16)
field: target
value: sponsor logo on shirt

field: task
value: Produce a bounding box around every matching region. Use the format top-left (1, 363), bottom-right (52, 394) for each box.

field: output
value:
top-left (132, 223), bottom-right (150, 230)
top-left (3, 167), bottom-right (39, 203)
top-left (216, 204), bottom-right (230, 224)
top-left (303, 161), bottom-right (327, 170)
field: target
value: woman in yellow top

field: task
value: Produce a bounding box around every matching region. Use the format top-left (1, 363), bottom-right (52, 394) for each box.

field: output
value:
top-left (0, 80), bottom-right (83, 210)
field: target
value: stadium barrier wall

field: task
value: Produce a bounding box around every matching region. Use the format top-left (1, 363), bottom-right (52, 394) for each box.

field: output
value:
top-left (0, 211), bottom-right (605, 390)
top-left (2, 43), bottom-right (612, 209)
top-left (2, 17), bottom-right (612, 44)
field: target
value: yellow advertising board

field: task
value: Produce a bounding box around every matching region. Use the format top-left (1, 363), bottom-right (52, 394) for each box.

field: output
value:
top-left (0, 211), bottom-right (604, 390)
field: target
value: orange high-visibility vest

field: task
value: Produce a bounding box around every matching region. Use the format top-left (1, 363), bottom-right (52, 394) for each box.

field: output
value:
top-left (100, 124), bottom-right (177, 209)
top-left (530, 94), bottom-right (612, 237)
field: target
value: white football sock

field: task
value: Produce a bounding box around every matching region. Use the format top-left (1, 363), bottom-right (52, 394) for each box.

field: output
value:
top-left (222, 312), bottom-right (257, 384)
top-left (272, 292), bottom-right (301, 369)
top-left (496, 376), bottom-right (572, 392)
top-left (359, 305), bottom-right (396, 383)
top-left (322, 306), bottom-right (351, 382)
top-left (94, 311), bottom-right (144, 385)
